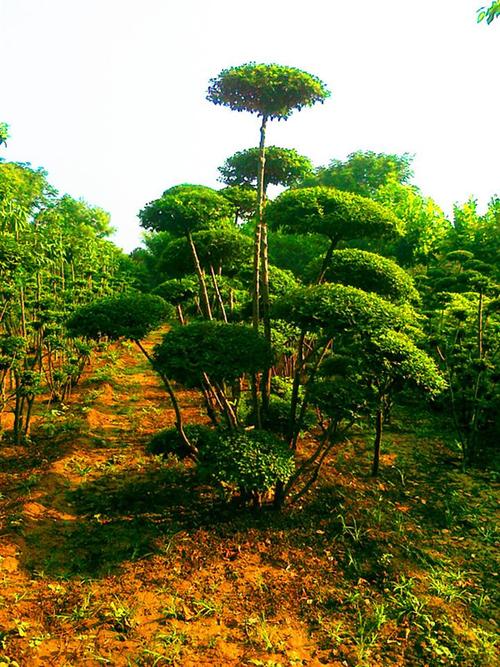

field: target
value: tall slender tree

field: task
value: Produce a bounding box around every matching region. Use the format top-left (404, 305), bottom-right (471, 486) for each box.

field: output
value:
top-left (207, 63), bottom-right (330, 414)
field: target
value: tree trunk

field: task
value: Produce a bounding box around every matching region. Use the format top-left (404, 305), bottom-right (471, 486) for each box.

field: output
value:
top-left (477, 290), bottom-right (484, 359)
top-left (176, 304), bottom-right (185, 326)
top-left (317, 238), bottom-right (338, 284)
top-left (134, 340), bottom-right (197, 459)
top-left (258, 119), bottom-right (272, 414)
top-left (371, 407), bottom-right (383, 477)
top-left (251, 115), bottom-right (268, 423)
top-left (252, 115), bottom-right (267, 332)
top-left (288, 331), bottom-right (305, 447)
top-left (187, 232), bottom-right (212, 321)
top-left (209, 264), bottom-right (228, 323)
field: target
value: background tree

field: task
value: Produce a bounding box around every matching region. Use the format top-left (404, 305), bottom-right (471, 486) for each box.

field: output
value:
top-left (477, 1), bottom-right (500, 23)
top-left (0, 122), bottom-right (9, 148)
top-left (300, 150), bottom-right (414, 198)
top-left (372, 180), bottom-right (451, 266)
top-left (0, 161), bottom-right (131, 442)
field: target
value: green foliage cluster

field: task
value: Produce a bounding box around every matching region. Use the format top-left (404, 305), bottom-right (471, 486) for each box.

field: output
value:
top-left (198, 429), bottom-right (295, 499)
top-left (477, 1), bottom-right (500, 23)
top-left (0, 158), bottom-right (133, 443)
top-left (267, 186), bottom-right (402, 242)
top-left (368, 330), bottom-right (446, 395)
top-left (139, 184), bottom-right (233, 237)
top-left (301, 150), bottom-right (414, 197)
top-left (154, 321), bottom-right (270, 387)
top-left (219, 146), bottom-right (314, 189)
top-left (273, 283), bottom-right (413, 335)
top-left (206, 62), bottom-right (330, 120)
top-left (160, 227), bottom-right (251, 277)
top-left (315, 249), bottom-right (419, 304)
top-left (0, 122), bottom-right (9, 147)
top-left (67, 293), bottom-right (171, 341)
top-left (153, 277), bottom-right (198, 305)
top-left (219, 185), bottom-right (257, 224)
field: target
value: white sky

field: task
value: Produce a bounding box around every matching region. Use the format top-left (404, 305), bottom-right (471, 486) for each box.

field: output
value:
top-left (1, 0), bottom-right (499, 251)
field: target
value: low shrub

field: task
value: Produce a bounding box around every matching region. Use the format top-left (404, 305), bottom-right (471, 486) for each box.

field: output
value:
top-left (199, 429), bottom-right (295, 503)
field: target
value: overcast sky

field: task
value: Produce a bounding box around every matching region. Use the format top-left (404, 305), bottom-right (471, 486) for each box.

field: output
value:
top-left (1, 0), bottom-right (498, 251)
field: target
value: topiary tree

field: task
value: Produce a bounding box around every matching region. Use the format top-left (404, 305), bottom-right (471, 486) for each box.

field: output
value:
top-left (269, 282), bottom-right (422, 505)
top-left (220, 185), bottom-right (257, 225)
top-left (139, 184), bottom-right (234, 319)
top-left (307, 248), bottom-right (420, 304)
top-left (207, 63), bottom-right (330, 416)
top-left (153, 277), bottom-right (198, 324)
top-left (219, 146), bottom-right (314, 191)
top-left (266, 186), bottom-right (402, 282)
top-left (360, 330), bottom-right (446, 476)
top-left (67, 292), bottom-right (199, 457)
top-left (66, 292), bottom-right (170, 342)
top-left (158, 228), bottom-right (252, 321)
top-left (154, 320), bottom-right (271, 430)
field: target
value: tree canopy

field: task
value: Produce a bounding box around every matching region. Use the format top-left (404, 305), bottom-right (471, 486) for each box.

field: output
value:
top-left (301, 150), bottom-right (414, 197)
top-left (139, 184), bottom-right (234, 237)
top-left (310, 248), bottom-right (420, 304)
top-left (219, 146), bottom-right (314, 190)
top-left (207, 63), bottom-right (330, 120)
top-left (267, 186), bottom-right (403, 243)
top-left (0, 122), bottom-right (9, 147)
top-left (477, 1), bottom-right (500, 23)
top-left (67, 293), bottom-right (170, 341)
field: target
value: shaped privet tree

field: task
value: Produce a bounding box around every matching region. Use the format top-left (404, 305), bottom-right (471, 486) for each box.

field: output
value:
top-left (219, 146), bottom-right (314, 192)
top-left (267, 186), bottom-right (403, 283)
top-left (66, 293), bottom-right (203, 455)
top-left (155, 320), bottom-right (271, 430)
top-left (271, 283), bottom-right (419, 504)
top-left (207, 63), bottom-right (330, 415)
top-left (139, 185), bottom-right (234, 320)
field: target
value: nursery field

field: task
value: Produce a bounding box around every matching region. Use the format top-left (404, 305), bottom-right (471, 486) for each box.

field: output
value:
top-left (1, 59), bottom-right (499, 667)
top-left (0, 336), bottom-right (498, 667)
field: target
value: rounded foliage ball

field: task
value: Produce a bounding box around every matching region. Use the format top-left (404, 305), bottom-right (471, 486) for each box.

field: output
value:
top-left (207, 63), bottom-right (330, 121)
top-left (199, 429), bottom-right (295, 495)
top-left (154, 321), bottom-right (271, 387)
top-left (67, 292), bottom-right (171, 341)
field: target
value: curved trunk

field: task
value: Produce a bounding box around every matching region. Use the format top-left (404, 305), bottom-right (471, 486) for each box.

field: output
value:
top-left (134, 340), bottom-right (197, 459)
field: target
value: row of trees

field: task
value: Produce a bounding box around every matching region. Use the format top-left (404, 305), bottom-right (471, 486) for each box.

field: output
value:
top-left (0, 142), bottom-right (133, 443)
